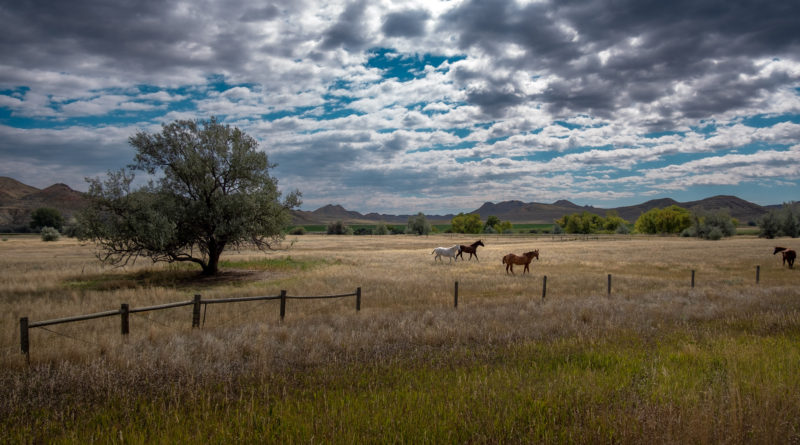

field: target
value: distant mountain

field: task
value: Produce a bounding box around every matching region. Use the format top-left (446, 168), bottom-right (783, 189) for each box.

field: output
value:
top-left (0, 176), bottom-right (782, 230)
top-left (0, 177), bottom-right (87, 231)
top-left (291, 195), bottom-right (778, 225)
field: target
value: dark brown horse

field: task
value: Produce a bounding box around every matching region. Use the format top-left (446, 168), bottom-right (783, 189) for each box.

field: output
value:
top-left (456, 240), bottom-right (485, 261)
top-left (774, 247), bottom-right (796, 268)
top-left (502, 250), bottom-right (539, 274)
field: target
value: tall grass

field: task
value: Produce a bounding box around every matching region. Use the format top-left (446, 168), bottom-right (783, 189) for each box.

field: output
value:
top-left (1, 234), bottom-right (799, 442)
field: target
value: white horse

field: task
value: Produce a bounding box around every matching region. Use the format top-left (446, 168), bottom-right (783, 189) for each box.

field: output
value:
top-left (432, 245), bottom-right (461, 263)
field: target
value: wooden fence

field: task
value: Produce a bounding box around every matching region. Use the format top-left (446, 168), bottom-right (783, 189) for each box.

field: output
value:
top-left (18, 264), bottom-right (766, 360)
top-left (19, 288), bottom-right (361, 361)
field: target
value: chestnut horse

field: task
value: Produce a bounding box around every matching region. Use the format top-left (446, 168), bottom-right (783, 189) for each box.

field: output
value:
top-left (774, 246), bottom-right (796, 268)
top-left (456, 240), bottom-right (485, 261)
top-left (502, 250), bottom-right (539, 274)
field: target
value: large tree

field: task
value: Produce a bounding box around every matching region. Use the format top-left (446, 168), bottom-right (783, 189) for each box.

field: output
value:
top-left (78, 117), bottom-right (301, 276)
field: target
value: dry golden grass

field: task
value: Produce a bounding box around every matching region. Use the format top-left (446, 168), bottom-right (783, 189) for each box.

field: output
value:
top-left (2, 234), bottom-right (800, 442)
top-left (1, 233), bottom-right (797, 368)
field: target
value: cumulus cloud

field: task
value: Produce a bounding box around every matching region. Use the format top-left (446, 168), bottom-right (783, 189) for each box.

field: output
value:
top-left (0, 0), bottom-right (798, 213)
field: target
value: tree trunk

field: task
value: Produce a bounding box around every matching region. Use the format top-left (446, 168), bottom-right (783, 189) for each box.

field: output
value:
top-left (202, 253), bottom-right (220, 276)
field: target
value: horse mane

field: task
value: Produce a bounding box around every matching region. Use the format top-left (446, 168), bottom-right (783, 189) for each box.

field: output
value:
top-left (774, 246), bottom-right (788, 254)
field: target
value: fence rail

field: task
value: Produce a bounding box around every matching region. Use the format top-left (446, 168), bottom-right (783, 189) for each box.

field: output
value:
top-left (20, 287), bottom-right (361, 361)
top-left (19, 263), bottom-right (766, 362)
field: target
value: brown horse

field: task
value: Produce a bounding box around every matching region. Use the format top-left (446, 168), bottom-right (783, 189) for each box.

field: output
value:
top-left (456, 240), bottom-right (485, 261)
top-left (774, 247), bottom-right (796, 268)
top-left (502, 250), bottom-right (539, 274)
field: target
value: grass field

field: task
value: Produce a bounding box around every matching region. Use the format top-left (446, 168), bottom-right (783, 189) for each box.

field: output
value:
top-left (1, 234), bottom-right (799, 443)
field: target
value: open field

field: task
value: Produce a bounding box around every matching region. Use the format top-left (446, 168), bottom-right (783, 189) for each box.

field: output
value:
top-left (1, 234), bottom-right (799, 442)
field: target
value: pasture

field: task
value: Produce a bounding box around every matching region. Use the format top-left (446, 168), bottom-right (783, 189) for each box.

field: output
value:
top-left (1, 234), bottom-right (799, 443)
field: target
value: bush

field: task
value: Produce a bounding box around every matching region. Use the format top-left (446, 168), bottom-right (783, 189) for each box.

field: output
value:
top-left (373, 223), bottom-right (390, 235)
top-left (288, 227), bottom-right (306, 235)
top-left (327, 221), bottom-right (351, 235)
top-left (707, 227), bottom-right (723, 240)
top-left (634, 205), bottom-right (692, 234)
top-left (30, 207), bottom-right (64, 231)
top-left (40, 226), bottom-right (61, 242)
top-left (406, 213), bottom-right (431, 235)
top-left (759, 202), bottom-right (800, 238)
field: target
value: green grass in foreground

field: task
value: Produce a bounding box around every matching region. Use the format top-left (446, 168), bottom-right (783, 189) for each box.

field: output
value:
top-left (5, 320), bottom-right (800, 443)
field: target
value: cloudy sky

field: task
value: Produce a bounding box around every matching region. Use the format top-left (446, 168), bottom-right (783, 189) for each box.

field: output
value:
top-left (1, 0), bottom-right (799, 214)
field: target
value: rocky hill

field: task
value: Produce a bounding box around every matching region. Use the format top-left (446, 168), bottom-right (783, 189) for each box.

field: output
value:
top-left (292, 195), bottom-right (776, 225)
top-left (0, 177), bottom-right (88, 231)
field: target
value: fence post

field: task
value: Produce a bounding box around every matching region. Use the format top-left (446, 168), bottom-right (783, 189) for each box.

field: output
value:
top-left (542, 275), bottom-right (547, 300)
top-left (756, 265), bottom-right (760, 284)
top-left (691, 270), bottom-right (695, 288)
top-left (280, 290), bottom-right (287, 321)
top-left (20, 317), bottom-right (29, 360)
top-left (454, 281), bottom-right (459, 308)
top-left (356, 287), bottom-right (361, 312)
top-left (120, 304), bottom-right (129, 335)
top-left (192, 294), bottom-right (201, 328)
top-left (607, 274), bottom-right (612, 296)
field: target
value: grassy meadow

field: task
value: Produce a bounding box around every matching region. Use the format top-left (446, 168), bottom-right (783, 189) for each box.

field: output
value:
top-left (1, 233), bottom-right (799, 443)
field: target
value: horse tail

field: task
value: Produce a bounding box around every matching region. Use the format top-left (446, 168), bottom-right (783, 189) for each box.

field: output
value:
top-left (431, 249), bottom-right (435, 254)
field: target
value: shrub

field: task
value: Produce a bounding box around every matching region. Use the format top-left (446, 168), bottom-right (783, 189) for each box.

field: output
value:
top-left (40, 226), bottom-right (61, 242)
top-left (706, 227), bottom-right (723, 240)
top-left (327, 221), bottom-right (350, 235)
top-left (373, 223), bottom-right (390, 235)
top-left (30, 207), bottom-right (64, 231)
top-left (406, 213), bottom-right (431, 235)
top-left (288, 227), bottom-right (306, 235)
top-left (759, 202), bottom-right (800, 238)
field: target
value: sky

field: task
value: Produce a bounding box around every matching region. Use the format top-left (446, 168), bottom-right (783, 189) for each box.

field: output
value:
top-left (1, 0), bottom-right (799, 214)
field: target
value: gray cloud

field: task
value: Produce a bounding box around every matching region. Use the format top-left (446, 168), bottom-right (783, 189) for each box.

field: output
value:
top-left (320, 0), bottom-right (370, 50)
top-left (382, 9), bottom-right (430, 38)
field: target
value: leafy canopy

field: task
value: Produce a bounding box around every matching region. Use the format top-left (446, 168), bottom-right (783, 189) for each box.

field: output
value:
top-left (450, 213), bottom-right (482, 234)
top-left (634, 205), bottom-right (691, 234)
top-left (78, 117), bottom-right (301, 275)
top-left (30, 207), bottom-right (64, 231)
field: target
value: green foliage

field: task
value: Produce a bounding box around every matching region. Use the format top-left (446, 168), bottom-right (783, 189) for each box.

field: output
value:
top-left (327, 220), bottom-right (352, 235)
top-left (30, 207), bottom-right (64, 231)
top-left (450, 213), bottom-right (483, 234)
top-left (685, 210), bottom-right (736, 240)
top-left (484, 215), bottom-right (501, 230)
top-left (373, 222), bottom-right (390, 235)
top-left (40, 226), bottom-right (60, 242)
top-left (78, 117), bottom-right (300, 276)
top-left (634, 205), bottom-right (692, 234)
top-left (288, 226), bottom-right (306, 235)
top-left (556, 211), bottom-right (629, 234)
top-left (758, 202), bottom-right (800, 239)
top-left (406, 213), bottom-right (431, 235)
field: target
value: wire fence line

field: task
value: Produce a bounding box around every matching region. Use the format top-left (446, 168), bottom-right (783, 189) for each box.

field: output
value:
top-left (18, 287), bottom-right (362, 362)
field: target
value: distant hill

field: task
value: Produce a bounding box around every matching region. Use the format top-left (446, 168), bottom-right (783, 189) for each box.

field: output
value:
top-left (0, 176), bottom-right (782, 231)
top-left (0, 177), bottom-right (87, 231)
top-left (291, 195), bottom-right (778, 225)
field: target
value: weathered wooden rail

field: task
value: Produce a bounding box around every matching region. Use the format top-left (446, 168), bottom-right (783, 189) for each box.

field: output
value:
top-left (20, 288), bottom-right (361, 361)
top-left (19, 263), bottom-right (765, 361)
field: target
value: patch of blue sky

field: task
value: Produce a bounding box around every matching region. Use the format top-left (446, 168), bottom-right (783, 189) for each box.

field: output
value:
top-left (445, 127), bottom-right (471, 138)
top-left (690, 121), bottom-right (717, 136)
top-left (261, 106), bottom-right (315, 121)
top-left (739, 113), bottom-right (800, 127)
top-left (485, 134), bottom-right (511, 145)
top-left (408, 140), bottom-right (477, 153)
top-left (366, 47), bottom-right (466, 82)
